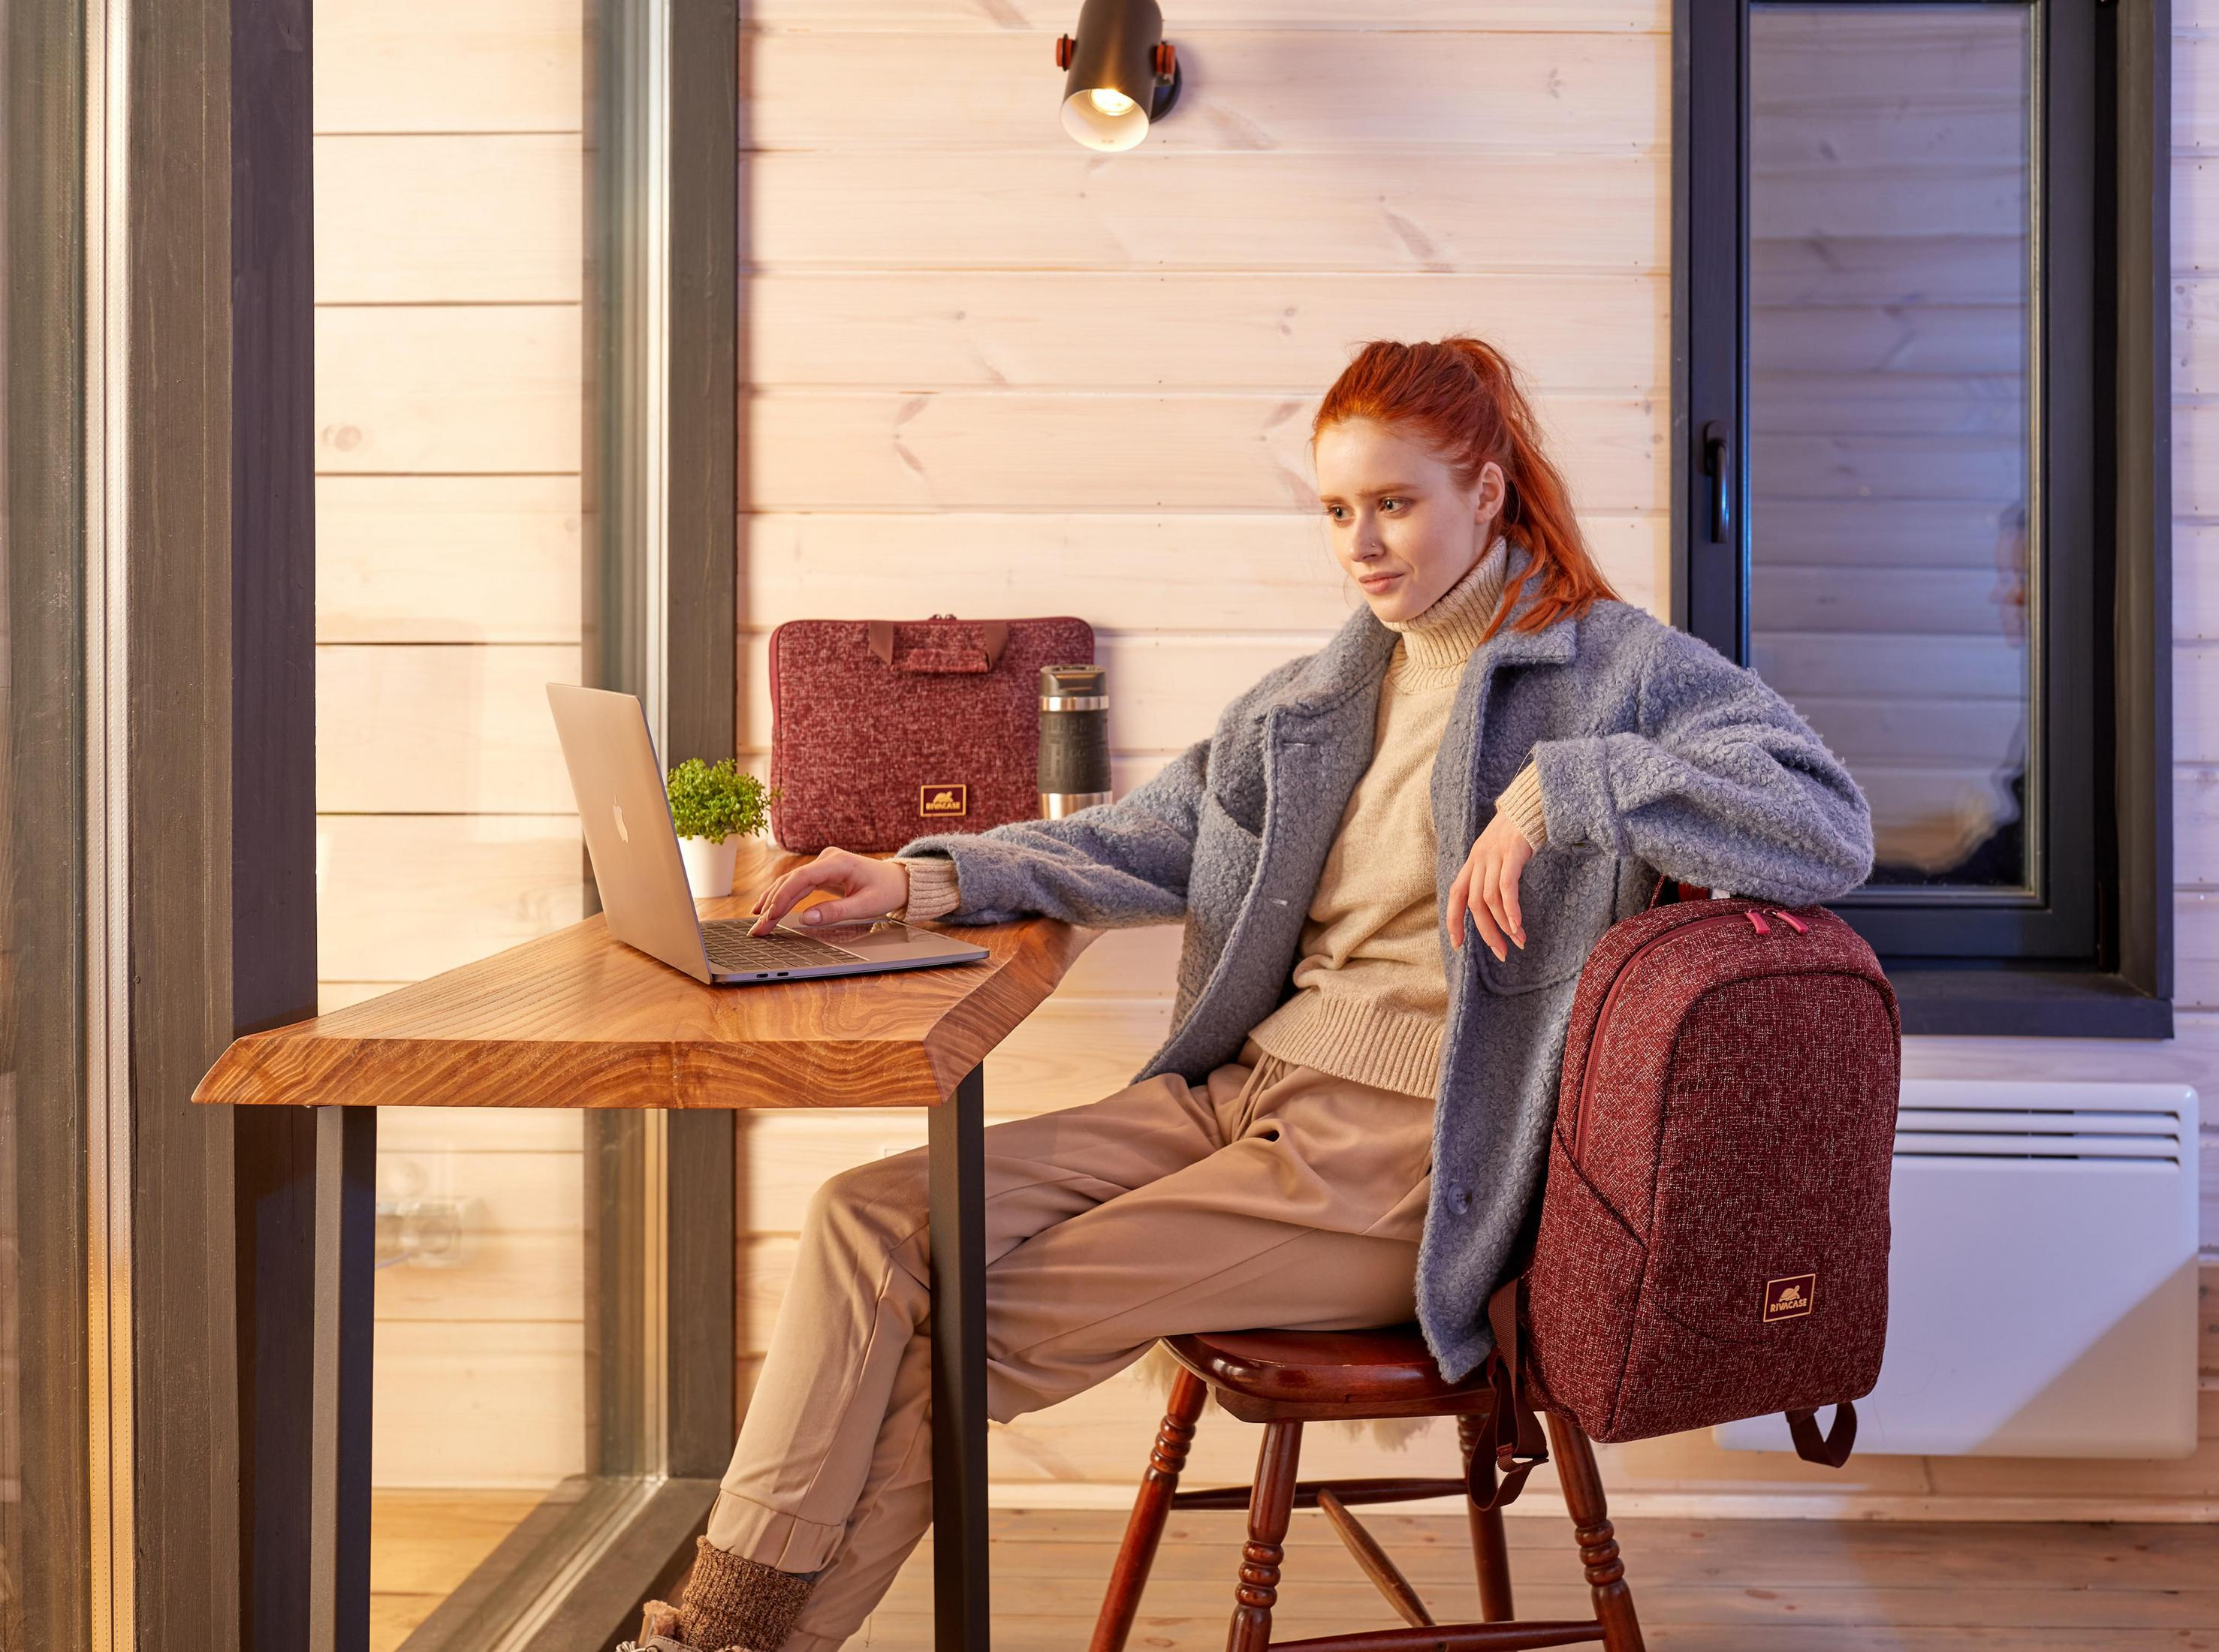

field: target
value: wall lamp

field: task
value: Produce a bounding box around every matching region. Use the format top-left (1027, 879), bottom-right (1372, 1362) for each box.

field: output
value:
top-left (1054, 0), bottom-right (1182, 152)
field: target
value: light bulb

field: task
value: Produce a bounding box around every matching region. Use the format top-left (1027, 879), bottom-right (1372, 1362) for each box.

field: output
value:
top-left (1088, 86), bottom-right (1135, 117)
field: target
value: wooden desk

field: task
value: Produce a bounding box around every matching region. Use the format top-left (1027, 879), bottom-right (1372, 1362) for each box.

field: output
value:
top-left (195, 837), bottom-right (1099, 1651)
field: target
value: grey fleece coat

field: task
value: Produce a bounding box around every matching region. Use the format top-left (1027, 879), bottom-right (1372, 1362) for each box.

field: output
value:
top-left (893, 538), bottom-right (1875, 1384)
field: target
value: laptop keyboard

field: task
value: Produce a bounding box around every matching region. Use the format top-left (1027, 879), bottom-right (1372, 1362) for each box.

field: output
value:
top-left (701, 921), bottom-right (867, 972)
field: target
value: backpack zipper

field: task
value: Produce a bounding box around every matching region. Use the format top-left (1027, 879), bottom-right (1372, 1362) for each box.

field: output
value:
top-left (1567, 906), bottom-right (1790, 1165)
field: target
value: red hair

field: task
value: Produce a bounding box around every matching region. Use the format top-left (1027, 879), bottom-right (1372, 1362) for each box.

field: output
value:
top-left (1312, 335), bottom-right (1624, 641)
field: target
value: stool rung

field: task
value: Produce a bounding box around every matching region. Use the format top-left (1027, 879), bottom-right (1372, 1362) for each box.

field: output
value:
top-left (1168, 1474), bottom-right (1467, 1512)
top-left (1262, 1617), bottom-right (1605, 1650)
top-left (1317, 1485), bottom-right (1432, 1628)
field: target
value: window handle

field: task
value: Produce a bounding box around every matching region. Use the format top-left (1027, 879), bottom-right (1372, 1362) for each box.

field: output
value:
top-left (1702, 421), bottom-right (1732, 544)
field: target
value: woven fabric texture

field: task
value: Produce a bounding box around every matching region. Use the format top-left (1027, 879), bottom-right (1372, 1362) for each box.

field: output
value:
top-left (768, 614), bottom-right (1093, 853)
top-left (1518, 897), bottom-right (1899, 1442)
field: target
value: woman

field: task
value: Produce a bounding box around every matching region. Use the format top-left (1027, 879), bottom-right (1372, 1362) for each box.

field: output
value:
top-left (629, 336), bottom-right (1874, 1652)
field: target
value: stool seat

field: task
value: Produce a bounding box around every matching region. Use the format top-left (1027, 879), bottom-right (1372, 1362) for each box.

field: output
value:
top-left (1162, 1322), bottom-right (1498, 1424)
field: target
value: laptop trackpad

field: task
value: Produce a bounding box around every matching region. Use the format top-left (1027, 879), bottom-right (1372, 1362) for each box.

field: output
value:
top-left (797, 918), bottom-right (967, 959)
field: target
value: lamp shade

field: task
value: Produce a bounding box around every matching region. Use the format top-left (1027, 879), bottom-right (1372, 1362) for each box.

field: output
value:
top-left (1060, 0), bottom-right (1167, 152)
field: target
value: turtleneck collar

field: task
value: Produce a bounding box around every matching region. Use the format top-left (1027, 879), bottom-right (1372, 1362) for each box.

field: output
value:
top-left (1379, 532), bottom-right (1511, 690)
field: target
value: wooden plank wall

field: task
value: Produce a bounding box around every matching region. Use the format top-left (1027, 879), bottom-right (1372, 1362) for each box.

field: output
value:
top-left (734, 0), bottom-right (2219, 1521)
top-left (314, 0), bottom-right (589, 1490)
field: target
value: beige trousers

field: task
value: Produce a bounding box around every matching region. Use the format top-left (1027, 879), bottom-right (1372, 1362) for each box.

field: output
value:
top-left (706, 1033), bottom-right (1438, 1652)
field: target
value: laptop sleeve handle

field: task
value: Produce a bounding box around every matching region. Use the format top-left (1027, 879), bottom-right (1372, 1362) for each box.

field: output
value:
top-left (867, 619), bottom-right (1009, 674)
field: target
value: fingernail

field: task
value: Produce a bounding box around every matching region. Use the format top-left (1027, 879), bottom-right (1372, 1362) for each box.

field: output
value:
top-left (803, 910), bottom-right (821, 924)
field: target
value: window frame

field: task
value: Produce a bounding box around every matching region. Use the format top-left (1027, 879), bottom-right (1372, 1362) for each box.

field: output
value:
top-left (1673, 0), bottom-right (2174, 1037)
top-left (4, 0), bottom-right (98, 1639)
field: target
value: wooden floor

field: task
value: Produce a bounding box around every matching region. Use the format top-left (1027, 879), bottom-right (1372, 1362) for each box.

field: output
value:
top-left (366, 1497), bottom-right (2218, 1650)
top-left (858, 1508), bottom-right (2219, 1651)
top-left (369, 1488), bottom-right (545, 1651)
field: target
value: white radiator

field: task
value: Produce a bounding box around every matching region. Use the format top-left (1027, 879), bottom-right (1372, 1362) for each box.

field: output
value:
top-left (1711, 1077), bottom-right (2201, 1458)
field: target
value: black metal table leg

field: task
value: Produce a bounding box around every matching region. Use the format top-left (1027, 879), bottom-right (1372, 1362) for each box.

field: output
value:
top-left (927, 1061), bottom-right (990, 1650)
top-left (309, 1105), bottom-right (376, 1652)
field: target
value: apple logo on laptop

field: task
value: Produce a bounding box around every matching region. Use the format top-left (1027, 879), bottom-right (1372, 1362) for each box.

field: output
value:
top-left (613, 803), bottom-right (629, 843)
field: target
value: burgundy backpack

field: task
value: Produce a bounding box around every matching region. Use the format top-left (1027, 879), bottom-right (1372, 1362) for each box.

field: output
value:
top-left (1473, 875), bottom-right (1901, 1511)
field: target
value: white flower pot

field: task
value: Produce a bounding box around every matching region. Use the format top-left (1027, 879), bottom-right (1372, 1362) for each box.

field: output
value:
top-left (677, 834), bottom-right (740, 900)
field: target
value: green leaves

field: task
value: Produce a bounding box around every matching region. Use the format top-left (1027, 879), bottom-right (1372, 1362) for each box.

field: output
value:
top-left (665, 756), bottom-right (780, 844)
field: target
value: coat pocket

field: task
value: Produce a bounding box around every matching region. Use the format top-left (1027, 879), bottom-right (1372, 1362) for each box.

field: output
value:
top-left (1473, 843), bottom-right (1614, 995)
top-left (1189, 788), bottom-right (1264, 924)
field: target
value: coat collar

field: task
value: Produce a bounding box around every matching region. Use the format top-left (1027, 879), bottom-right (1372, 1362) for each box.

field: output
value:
top-left (1276, 536), bottom-right (1577, 722)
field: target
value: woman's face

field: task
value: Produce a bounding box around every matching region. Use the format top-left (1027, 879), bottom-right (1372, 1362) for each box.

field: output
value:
top-left (1313, 417), bottom-right (1505, 623)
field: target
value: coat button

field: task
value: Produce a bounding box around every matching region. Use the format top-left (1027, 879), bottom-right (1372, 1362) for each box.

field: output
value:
top-left (1449, 1184), bottom-right (1472, 1213)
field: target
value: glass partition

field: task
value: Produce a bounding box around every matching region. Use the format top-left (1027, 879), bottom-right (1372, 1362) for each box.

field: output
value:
top-left (314, 0), bottom-right (597, 1638)
top-left (1747, 2), bottom-right (2037, 892)
top-left (325, 0), bottom-right (716, 1641)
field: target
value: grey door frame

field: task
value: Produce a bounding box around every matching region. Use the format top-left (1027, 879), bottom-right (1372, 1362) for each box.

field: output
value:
top-left (115, 0), bottom-right (336, 1644)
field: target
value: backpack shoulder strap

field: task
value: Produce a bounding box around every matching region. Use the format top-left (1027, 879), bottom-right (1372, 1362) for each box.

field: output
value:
top-left (1785, 1402), bottom-right (1859, 1467)
top-left (1469, 1274), bottom-right (1551, 1512)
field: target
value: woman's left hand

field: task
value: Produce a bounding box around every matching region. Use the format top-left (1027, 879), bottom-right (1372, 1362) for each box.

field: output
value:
top-left (1448, 811), bottom-right (1535, 960)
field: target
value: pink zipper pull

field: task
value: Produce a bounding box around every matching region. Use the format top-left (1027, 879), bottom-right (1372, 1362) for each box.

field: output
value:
top-left (1744, 909), bottom-right (1771, 935)
top-left (1768, 909), bottom-right (1808, 933)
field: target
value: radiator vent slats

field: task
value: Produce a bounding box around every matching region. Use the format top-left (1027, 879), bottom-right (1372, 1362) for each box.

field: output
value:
top-left (1894, 1105), bottom-right (2183, 1162)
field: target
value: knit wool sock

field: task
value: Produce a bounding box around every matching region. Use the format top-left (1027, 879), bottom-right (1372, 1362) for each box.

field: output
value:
top-left (677, 1536), bottom-right (825, 1652)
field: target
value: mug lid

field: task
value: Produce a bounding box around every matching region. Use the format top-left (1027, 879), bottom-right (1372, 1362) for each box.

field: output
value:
top-left (1039, 663), bottom-right (1105, 694)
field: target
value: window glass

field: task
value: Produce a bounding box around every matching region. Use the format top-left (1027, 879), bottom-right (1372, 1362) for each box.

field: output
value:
top-left (314, 0), bottom-right (596, 1632)
top-left (1748, 2), bottom-right (2035, 890)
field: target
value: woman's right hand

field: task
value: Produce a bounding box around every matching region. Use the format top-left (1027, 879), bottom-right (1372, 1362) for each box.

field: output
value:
top-left (747, 847), bottom-right (910, 936)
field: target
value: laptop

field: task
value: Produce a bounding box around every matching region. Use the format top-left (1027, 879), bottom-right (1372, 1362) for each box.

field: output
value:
top-left (546, 683), bottom-right (990, 986)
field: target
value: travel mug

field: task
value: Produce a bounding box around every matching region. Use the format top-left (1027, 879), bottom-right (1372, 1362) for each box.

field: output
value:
top-left (1038, 663), bottom-right (1111, 818)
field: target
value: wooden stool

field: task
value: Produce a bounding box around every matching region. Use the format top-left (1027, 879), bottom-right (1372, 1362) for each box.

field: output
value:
top-left (1088, 1325), bottom-right (1646, 1652)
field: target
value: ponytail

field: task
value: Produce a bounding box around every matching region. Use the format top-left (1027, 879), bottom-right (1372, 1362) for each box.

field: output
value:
top-left (1312, 336), bottom-right (1624, 640)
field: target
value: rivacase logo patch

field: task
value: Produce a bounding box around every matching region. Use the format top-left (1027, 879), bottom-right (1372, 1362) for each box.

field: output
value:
top-left (1762, 1273), bottom-right (1817, 1323)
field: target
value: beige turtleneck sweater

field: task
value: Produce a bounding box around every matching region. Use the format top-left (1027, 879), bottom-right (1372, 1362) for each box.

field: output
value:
top-left (891, 538), bottom-right (1552, 1100)
top-left (1239, 535), bottom-right (1542, 1097)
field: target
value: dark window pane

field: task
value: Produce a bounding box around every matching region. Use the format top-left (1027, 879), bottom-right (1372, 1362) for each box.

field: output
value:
top-left (1748, 2), bottom-right (2035, 891)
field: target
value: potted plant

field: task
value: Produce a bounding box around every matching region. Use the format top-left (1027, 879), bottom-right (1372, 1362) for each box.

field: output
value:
top-left (665, 756), bottom-right (780, 900)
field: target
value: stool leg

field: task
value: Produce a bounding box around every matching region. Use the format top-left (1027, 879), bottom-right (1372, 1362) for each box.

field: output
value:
top-left (1090, 1364), bottom-right (1207, 1652)
top-left (1545, 1411), bottom-right (1645, 1652)
top-left (1457, 1413), bottom-right (1515, 1620)
top-left (1227, 1420), bottom-right (1303, 1652)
